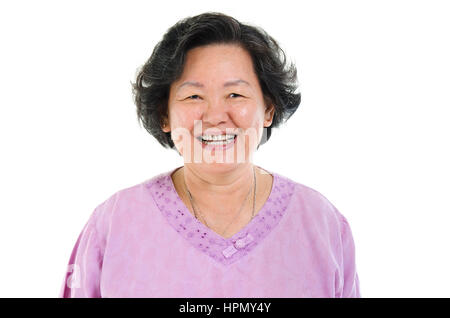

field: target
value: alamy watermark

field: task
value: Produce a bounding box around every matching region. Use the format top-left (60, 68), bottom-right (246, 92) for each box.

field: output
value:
top-left (171, 120), bottom-right (265, 164)
top-left (65, 264), bottom-right (81, 289)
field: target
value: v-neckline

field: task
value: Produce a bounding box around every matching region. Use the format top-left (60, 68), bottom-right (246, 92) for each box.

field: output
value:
top-left (147, 166), bottom-right (296, 267)
top-left (169, 165), bottom-right (273, 240)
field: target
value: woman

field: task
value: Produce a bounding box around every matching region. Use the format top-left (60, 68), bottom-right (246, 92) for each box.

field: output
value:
top-left (59, 12), bottom-right (361, 298)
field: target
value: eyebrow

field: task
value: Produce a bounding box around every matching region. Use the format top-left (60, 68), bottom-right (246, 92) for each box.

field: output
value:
top-left (176, 79), bottom-right (250, 92)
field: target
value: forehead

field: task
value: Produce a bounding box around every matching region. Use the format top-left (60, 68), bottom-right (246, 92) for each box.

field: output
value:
top-left (185, 43), bottom-right (252, 62)
top-left (177, 44), bottom-right (256, 82)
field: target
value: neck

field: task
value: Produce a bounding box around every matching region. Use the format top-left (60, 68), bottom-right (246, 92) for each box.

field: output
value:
top-left (175, 163), bottom-right (256, 215)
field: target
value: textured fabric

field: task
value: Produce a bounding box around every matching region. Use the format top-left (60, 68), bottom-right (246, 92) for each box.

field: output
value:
top-left (59, 166), bottom-right (361, 298)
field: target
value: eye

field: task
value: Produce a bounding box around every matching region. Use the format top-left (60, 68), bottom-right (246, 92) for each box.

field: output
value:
top-left (229, 93), bottom-right (243, 98)
top-left (186, 95), bottom-right (201, 100)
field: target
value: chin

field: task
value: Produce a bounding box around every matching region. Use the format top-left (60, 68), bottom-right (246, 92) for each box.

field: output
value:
top-left (187, 161), bottom-right (247, 173)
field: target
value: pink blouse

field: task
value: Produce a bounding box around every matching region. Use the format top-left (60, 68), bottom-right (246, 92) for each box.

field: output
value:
top-left (59, 166), bottom-right (361, 297)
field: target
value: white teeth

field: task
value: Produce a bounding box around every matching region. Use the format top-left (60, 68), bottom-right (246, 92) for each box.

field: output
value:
top-left (203, 138), bottom-right (235, 145)
top-left (201, 134), bottom-right (235, 141)
top-left (200, 134), bottom-right (236, 145)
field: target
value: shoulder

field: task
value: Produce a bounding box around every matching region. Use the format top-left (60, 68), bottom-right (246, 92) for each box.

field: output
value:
top-left (274, 171), bottom-right (348, 230)
top-left (275, 172), bottom-right (356, 259)
top-left (89, 169), bottom-right (173, 237)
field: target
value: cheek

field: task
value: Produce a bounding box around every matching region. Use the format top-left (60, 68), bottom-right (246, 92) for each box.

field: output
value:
top-left (232, 106), bottom-right (265, 148)
top-left (170, 106), bottom-right (199, 129)
top-left (235, 104), bottom-right (260, 123)
top-left (235, 104), bottom-right (265, 128)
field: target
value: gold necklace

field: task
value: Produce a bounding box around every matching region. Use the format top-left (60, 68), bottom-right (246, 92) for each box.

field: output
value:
top-left (183, 166), bottom-right (256, 237)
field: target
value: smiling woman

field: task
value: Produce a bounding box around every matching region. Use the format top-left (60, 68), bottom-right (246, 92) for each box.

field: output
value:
top-left (165, 44), bottom-right (273, 167)
top-left (59, 11), bottom-right (361, 298)
top-left (133, 12), bottom-right (300, 152)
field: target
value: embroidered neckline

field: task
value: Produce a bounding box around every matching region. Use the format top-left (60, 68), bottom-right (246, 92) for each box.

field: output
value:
top-left (147, 166), bottom-right (296, 266)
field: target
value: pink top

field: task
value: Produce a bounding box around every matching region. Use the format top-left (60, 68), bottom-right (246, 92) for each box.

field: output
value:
top-left (59, 166), bottom-right (361, 297)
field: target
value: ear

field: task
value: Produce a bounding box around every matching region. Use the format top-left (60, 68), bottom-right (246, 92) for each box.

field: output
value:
top-left (263, 104), bottom-right (275, 127)
top-left (161, 117), bottom-right (170, 133)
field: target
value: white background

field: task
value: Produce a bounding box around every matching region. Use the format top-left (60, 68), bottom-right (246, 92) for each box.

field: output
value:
top-left (1, 0), bottom-right (449, 297)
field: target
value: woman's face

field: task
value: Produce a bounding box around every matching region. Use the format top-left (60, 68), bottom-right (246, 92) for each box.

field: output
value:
top-left (163, 44), bottom-right (274, 172)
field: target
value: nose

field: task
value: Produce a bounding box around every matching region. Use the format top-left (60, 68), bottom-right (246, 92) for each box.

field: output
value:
top-left (201, 98), bottom-right (230, 126)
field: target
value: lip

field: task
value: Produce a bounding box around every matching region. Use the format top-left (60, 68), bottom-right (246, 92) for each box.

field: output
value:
top-left (195, 131), bottom-right (239, 138)
top-left (196, 134), bottom-right (237, 150)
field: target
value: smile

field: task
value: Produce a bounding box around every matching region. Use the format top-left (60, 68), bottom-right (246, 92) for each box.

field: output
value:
top-left (196, 134), bottom-right (237, 149)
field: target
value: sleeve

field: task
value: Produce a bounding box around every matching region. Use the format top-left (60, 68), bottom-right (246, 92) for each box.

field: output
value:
top-left (336, 216), bottom-right (361, 298)
top-left (58, 207), bottom-right (104, 298)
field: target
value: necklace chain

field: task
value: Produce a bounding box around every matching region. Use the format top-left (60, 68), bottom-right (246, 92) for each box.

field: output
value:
top-left (183, 166), bottom-right (256, 237)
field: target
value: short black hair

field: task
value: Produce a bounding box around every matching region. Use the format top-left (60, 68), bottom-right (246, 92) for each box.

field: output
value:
top-left (132, 11), bottom-right (301, 150)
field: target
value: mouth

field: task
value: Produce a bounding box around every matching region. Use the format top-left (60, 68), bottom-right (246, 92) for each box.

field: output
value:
top-left (195, 134), bottom-right (238, 149)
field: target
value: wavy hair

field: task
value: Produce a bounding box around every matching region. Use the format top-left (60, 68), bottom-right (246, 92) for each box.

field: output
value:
top-left (132, 12), bottom-right (301, 150)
